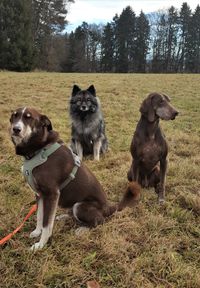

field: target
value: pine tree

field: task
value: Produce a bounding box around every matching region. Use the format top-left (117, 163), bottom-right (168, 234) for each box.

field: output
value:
top-left (165, 6), bottom-right (179, 72)
top-left (31, 0), bottom-right (73, 70)
top-left (186, 5), bottom-right (200, 72)
top-left (178, 2), bottom-right (192, 72)
top-left (0, 0), bottom-right (33, 71)
top-left (114, 6), bottom-right (136, 72)
top-left (152, 13), bottom-right (168, 72)
top-left (134, 11), bottom-right (150, 72)
top-left (101, 23), bottom-right (115, 72)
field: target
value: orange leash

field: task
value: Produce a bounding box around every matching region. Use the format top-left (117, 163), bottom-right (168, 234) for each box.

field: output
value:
top-left (0, 204), bottom-right (37, 245)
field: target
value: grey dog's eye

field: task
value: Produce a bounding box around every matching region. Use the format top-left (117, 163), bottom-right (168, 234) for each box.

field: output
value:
top-left (87, 99), bottom-right (91, 103)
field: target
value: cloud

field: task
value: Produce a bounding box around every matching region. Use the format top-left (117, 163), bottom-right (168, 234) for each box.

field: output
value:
top-left (66, 0), bottom-right (199, 32)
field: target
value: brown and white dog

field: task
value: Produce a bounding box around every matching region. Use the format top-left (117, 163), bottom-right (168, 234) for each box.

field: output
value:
top-left (127, 93), bottom-right (178, 203)
top-left (9, 107), bottom-right (140, 250)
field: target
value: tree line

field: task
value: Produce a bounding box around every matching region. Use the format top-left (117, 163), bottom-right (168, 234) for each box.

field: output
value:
top-left (0, 1), bottom-right (199, 73)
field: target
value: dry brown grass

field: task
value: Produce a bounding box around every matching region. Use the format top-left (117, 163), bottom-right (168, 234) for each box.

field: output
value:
top-left (0, 72), bottom-right (200, 288)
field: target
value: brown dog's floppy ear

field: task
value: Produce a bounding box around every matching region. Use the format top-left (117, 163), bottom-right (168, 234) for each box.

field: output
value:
top-left (72, 85), bottom-right (81, 96)
top-left (40, 115), bottom-right (52, 131)
top-left (87, 85), bottom-right (96, 96)
top-left (140, 94), bottom-right (155, 122)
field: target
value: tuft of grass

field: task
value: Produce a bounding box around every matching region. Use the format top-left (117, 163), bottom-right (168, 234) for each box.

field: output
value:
top-left (0, 72), bottom-right (200, 287)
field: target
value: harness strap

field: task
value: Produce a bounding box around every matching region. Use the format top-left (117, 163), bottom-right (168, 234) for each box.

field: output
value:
top-left (60, 151), bottom-right (81, 190)
top-left (23, 142), bottom-right (61, 192)
top-left (22, 143), bottom-right (81, 193)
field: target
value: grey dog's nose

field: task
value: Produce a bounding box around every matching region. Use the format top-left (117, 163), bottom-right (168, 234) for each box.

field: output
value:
top-left (13, 126), bottom-right (21, 134)
top-left (174, 111), bottom-right (179, 117)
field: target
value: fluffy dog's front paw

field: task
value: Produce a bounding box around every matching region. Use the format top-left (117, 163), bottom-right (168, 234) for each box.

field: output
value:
top-left (30, 229), bottom-right (41, 238)
top-left (158, 198), bottom-right (165, 205)
top-left (30, 242), bottom-right (44, 251)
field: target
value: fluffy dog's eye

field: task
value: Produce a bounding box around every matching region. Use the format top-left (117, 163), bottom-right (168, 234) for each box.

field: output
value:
top-left (87, 98), bottom-right (91, 103)
top-left (13, 111), bottom-right (18, 117)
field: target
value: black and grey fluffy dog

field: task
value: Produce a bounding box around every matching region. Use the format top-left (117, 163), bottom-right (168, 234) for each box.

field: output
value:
top-left (69, 84), bottom-right (108, 160)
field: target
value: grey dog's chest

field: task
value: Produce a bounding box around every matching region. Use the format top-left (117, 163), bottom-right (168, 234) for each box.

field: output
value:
top-left (137, 140), bottom-right (163, 169)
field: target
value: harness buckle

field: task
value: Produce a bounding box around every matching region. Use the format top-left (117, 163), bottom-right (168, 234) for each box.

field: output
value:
top-left (73, 154), bottom-right (81, 167)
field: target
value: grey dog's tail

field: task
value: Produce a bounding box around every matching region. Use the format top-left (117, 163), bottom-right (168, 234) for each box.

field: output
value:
top-left (103, 181), bottom-right (141, 217)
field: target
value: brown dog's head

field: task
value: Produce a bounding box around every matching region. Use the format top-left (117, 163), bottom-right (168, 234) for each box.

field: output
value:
top-left (9, 107), bottom-right (54, 155)
top-left (140, 93), bottom-right (178, 122)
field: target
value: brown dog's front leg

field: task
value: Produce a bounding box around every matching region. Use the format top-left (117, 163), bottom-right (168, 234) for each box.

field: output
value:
top-left (30, 196), bottom-right (43, 238)
top-left (30, 190), bottom-right (60, 251)
top-left (157, 158), bottom-right (168, 203)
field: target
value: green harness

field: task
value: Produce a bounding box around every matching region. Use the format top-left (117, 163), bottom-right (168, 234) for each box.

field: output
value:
top-left (22, 142), bottom-right (81, 194)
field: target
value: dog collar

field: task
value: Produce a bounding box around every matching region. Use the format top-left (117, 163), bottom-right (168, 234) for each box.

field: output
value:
top-left (22, 143), bottom-right (81, 194)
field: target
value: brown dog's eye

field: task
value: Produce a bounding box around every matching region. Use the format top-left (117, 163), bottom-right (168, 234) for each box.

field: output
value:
top-left (25, 113), bottom-right (32, 119)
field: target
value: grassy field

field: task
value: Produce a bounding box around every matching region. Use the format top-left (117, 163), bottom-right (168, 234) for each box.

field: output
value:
top-left (0, 72), bottom-right (200, 288)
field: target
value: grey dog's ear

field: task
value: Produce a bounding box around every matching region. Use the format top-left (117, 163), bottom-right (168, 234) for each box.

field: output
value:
top-left (163, 93), bottom-right (171, 102)
top-left (87, 85), bottom-right (96, 96)
top-left (40, 115), bottom-right (52, 131)
top-left (140, 94), bottom-right (155, 122)
top-left (72, 85), bottom-right (81, 96)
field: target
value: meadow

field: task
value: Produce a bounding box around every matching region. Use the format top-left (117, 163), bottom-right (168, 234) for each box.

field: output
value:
top-left (0, 72), bottom-right (200, 288)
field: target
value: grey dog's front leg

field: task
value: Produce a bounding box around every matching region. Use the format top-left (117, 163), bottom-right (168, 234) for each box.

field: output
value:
top-left (157, 158), bottom-right (168, 203)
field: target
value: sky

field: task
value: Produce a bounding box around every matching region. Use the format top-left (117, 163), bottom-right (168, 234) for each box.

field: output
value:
top-left (66, 0), bottom-right (199, 32)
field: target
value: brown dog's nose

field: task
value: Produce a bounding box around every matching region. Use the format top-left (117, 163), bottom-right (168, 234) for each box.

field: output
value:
top-left (13, 126), bottom-right (21, 134)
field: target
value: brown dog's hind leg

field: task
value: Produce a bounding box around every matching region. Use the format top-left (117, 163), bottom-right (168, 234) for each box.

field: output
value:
top-left (73, 201), bottom-right (104, 227)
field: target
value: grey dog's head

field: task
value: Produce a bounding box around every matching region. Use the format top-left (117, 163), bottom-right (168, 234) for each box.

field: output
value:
top-left (140, 92), bottom-right (179, 122)
top-left (70, 85), bottom-right (99, 115)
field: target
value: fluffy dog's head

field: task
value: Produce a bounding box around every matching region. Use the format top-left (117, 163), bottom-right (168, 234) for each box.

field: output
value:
top-left (9, 107), bottom-right (56, 156)
top-left (70, 85), bottom-right (99, 116)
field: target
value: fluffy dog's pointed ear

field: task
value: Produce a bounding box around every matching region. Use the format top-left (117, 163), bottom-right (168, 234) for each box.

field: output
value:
top-left (87, 85), bottom-right (96, 96)
top-left (72, 85), bottom-right (81, 96)
top-left (140, 94), bottom-right (155, 122)
top-left (40, 115), bottom-right (52, 131)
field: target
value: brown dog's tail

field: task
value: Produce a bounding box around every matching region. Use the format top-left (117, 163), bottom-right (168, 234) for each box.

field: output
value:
top-left (103, 181), bottom-right (141, 217)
